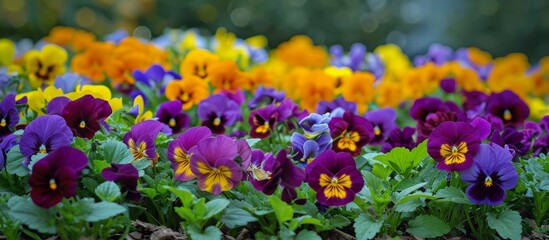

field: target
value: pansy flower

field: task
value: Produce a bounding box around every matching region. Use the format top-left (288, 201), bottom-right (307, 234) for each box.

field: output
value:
top-left (168, 126), bottom-right (212, 181)
top-left (485, 90), bottom-right (529, 128)
top-left (197, 94), bottom-right (242, 134)
top-left (29, 146), bottom-right (88, 208)
top-left (102, 163), bottom-right (141, 201)
top-left (417, 111), bottom-right (462, 142)
top-left (128, 95), bottom-right (153, 123)
top-left (381, 127), bottom-right (417, 153)
top-left (61, 95), bottom-right (112, 139)
top-left (156, 100), bottom-right (190, 134)
top-left (124, 120), bottom-right (170, 165)
top-left (427, 122), bottom-right (480, 171)
top-left (179, 49), bottom-right (219, 80)
top-left (0, 93), bottom-right (19, 139)
top-left (208, 61), bottom-right (249, 92)
top-left (306, 150), bottom-right (364, 206)
top-left (247, 86), bottom-right (285, 109)
top-left (329, 43), bottom-right (366, 71)
top-left (249, 105), bottom-right (278, 139)
top-left (219, 89), bottom-right (246, 105)
top-left (364, 108), bottom-right (397, 145)
top-left (533, 135), bottom-right (549, 156)
top-left (0, 134), bottom-right (17, 170)
top-left (130, 64), bottom-right (181, 102)
top-left (409, 97), bottom-right (460, 122)
top-left (460, 144), bottom-right (518, 206)
top-left (440, 78), bottom-right (457, 93)
top-left (165, 76), bottom-right (210, 110)
top-left (316, 97), bottom-right (358, 115)
top-left (414, 43), bottom-right (453, 66)
top-left (329, 111), bottom-right (374, 156)
top-left (490, 128), bottom-right (530, 158)
top-left (248, 149), bottom-right (305, 203)
top-left (299, 113), bottom-right (332, 138)
top-left (291, 132), bottom-right (332, 167)
top-left (20, 115), bottom-right (73, 167)
top-left (24, 44), bottom-right (68, 88)
top-left (190, 135), bottom-right (244, 195)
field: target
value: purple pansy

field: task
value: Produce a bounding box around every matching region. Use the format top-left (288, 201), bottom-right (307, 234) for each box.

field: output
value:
top-left (409, 97), bottom-right (461, 122)
top-left (248, 149), bottom-right (305, 203)
top-left (0, 134), bottom-right (17, 169)
top-left (46, 96), bottom-right (70, 115)
top-left (306, 150), bottom-right (364, 206)
top-left (156, 100), bottom-right (190, 135)
top-left (189, 135), bottom-right (244, 195)
top-left (427, 121), bottom-right (480, 171)
top-left (124, 120), bottom-right (170, 165)
top-left (102, 163), bottom-right (141, 201)
top-left (130, 64), bottom-right (181, 104)
top-left (364, 108), bottom-right (397, 145)
top-left (329, 43), bottom-right (367, 71)
top-left (29, 146), bottom-right (88, 208)
top-left (291, 132), bottom-right (332, 167)
top-left (317, 97), bottom-right (358, 115)
top-left (219, 89), bottom-right (246, 106)
top-left (490, 128), bottom-right (530, 158)
top-left (54, 73), bottom-right (88, 94)
top-left (247, 86), bottom-right (286, 109)
top-left (299, 113), bottom-right (332, 138)
top-left (414, 43), bottom-right (453, 66)
top-left (168, 126), bottom-right (212, 181)
top-left (485, 90), bottom-right (529, 128)
top-left (61, 95), bottom-right (112, 139)
top-left (0, 93), bottom-right (19, 139)
top-left (469, 117), bottom-right (492, 141)
top-left (462, 91), bottom-right (488, 118)
top-left (381, 127), bottom-right (417, 153)
top-left (440, 78), bottom-right (457, 93)
top-left (197, 94), bottom-right (242, 134)
top-left (20, 115), bottom-right (73, 167)
top-left (329, 111), bottom-right (374, 156)
top-left (460, 144), bottom-right (518, 206)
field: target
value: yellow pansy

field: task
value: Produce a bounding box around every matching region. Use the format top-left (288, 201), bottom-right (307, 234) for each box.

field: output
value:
top-left (324, 66), bottom-right (353, 94)
top-left (527, 97), bottom-right (549, 121)
top-left (16, 86), bottom-right (64, 115)
top-left (132, 95), bottom-right (153, 123)
top-left (0, 38), bottom-right (16, 67)
top-left (24, 45), bottom-right (68, 88)
top-left (213, 28), bottom-right (249, 66)
top-left (374, 44), bottom-right (411, 77)
top-left (65, 85), bottom-right (122, 112)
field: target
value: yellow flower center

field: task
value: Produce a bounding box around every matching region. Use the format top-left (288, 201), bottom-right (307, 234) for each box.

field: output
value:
top-left (0, 119), bottom-right (6, 127)
top-left (374, 126), bottom-right (381, 136)
top-left (196, 161), bottom-right (233, 192)
top-left (247, 165), bottom-right (272, 181)
top-left (181, 92), bottom-right (190, 102)
top-left (128, 138), bottom-right (148, 160)
top-left (213, 117), bottom-right (221, 126)
top-left (503, 109), bottom-right (512, 121)
top-left (440, 141), bottom-right (468, 165)
top-left (319, 173), bottom-right (352, 199)
top-left (38, 145), bottom-right (47, 154)
top-left (174, 147), bottom-right (194, 178)
top-left (79, 121), bottom-right (86, 128)
top-left (169, 118), bottom-right (176, 127)
top-left (256, 122), bottom-right (270, 134)
top-left (484, 176), bottom-right (493, 187)
top-left (337, 130), bottom-right (360, 152)
top-left (49, 179), bottom-right (57, 190)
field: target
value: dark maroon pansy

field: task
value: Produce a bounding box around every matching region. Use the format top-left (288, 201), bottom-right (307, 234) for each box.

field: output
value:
top-left (427, 121), bottom-right (480, 171)
top-left (440, 78), bottom-right (457, 93)
top-left (249, 105), bottom-right (278, 139)
top-left (29, 146), bottom-right (88, 208)
top-left (409, 97), bottom-right (461, 122)
top-left (156, 100), bottom-right (189, 135)
top-left (485, 90), bottom-right (529, 128)
top-left (329, 111), bottom-right (374, 156)
top-left (417, 111), bottom-right (462, 142)
top-left (381, 127), bottom-right (417, 153)
top-left (102, 163), bottom-right (141, 201)
top-left (61, 95), bottom-right (112, 139)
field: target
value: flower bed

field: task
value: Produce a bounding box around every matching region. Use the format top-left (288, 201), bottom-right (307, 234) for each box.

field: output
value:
top-left (0, 27), bottom-right (548, 239)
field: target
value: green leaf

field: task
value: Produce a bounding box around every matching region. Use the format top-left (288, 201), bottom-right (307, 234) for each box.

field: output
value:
top-left (202, 198), bottom-right (230, 220)
top-left (395, 198), bottom-right (423, 212)
top-left (406, 215), bottom-right (450, 238)
top-left (353, 213), bottom-right (382, 240)
top-left (175, 207), bottom-right (196, 222)
top-left (102, 140), bottom-right (133, 164)
top-left (372, 163), bottom-right (393, 179)
top-left (245, 138), bottom-right (261, 147)
top-left (486, 210), bottom-right (522, 240)
top-left (374, 141), bottom-right (427, 177)
top-left (296, 215), bottom-right (323, 227)
top-left (132, 158), bottom-right (151, 175)
top-left (394, 182), bottom-right (427, 202)
top-left (8, 197), bottom-right (57, 234)
top-left (95, 181), bottom-right (121, 202)
top-left (186, 225), bottom-right (222, 240)
top-left (295, 230), bottom-right (321, 240)
top-left (221, 208), bottom-right (257, 229)
top-left (268, 195), bottom-right (293, 224)
top-left (330, 215), bottom-right (351, 228)
top-left (27, 153), bottom-right (47, 171)
top-left (436, 186), bottom-right (471, 204)
top-left (93, 160), bottom-right (110, 174)
top-left (140, 187), bottom-right (158, 199)
top-left (86, 202), bottom-right (127, 222)
top-left (6, 146), bottom-right (29, 176)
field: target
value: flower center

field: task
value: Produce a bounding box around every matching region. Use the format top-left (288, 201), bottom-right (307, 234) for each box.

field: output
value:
top-left (373, 125), bottom-right (381, 136)
top-left (440, 141), bottom-right (468, 165)
top-left (128, 138), bottom-right (148, 160)
top-left (337, 130), bottom-right (360, 152)
top-left (169, 118), bottom-right (176, 127)
top-left (49, 179), bottom-right (57, 190)
top-left (319, 173), bottom-right (352, 199)
top-left (0, 119), bottom-right (6, 127)
top-left (503, 109), bottom-right (512, 121)
top-left (484, 176), bottom-right (493, 187)
top-left (38, 145), bottom-right (47, 154)
top-left (256, 122), bottom-right (270, 134)
top-left (79, 121), bottom-right (86, 128)
top-left (213, 117), bottom-right (221, 126)
top-left (247, 165), bottom-right (272, 181)
top-left (181, 92), bottom-right (190, 102)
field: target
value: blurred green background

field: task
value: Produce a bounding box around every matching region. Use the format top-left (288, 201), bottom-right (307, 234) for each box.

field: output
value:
top-left (1, 0), bottom-right (548, 61)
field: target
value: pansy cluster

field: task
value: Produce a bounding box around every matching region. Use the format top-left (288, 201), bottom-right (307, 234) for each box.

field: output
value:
top-left (0, 26), bottom-right (548, 239)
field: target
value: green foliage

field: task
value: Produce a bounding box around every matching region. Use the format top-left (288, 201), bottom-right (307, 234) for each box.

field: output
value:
top-left (354, 213), bottom-right (383, 240)
top-left (102, 140), bottom-right (133, 164)
top-left (406, 215), bottom-right (450, 238)
top-left (486, 210), bottom-right (522, 240)
top-left (5, 146), bottom-right (29, 177)
top-left (95, 181), bottom-right (121, 202)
